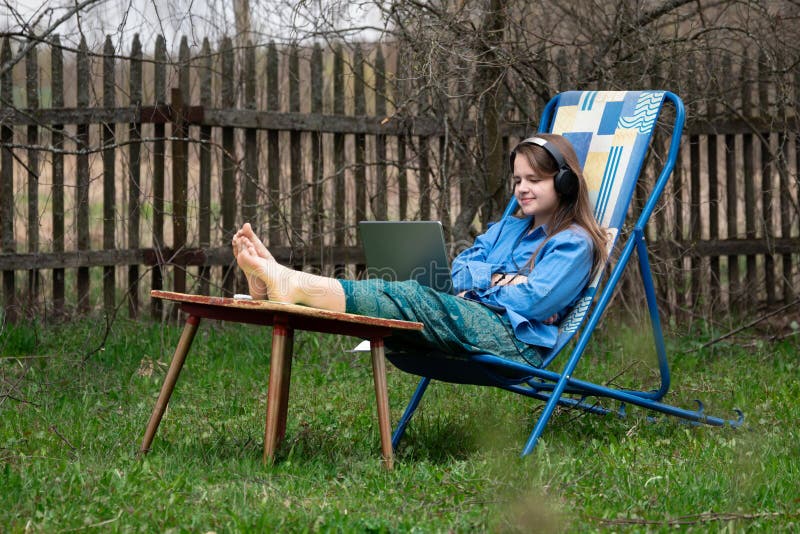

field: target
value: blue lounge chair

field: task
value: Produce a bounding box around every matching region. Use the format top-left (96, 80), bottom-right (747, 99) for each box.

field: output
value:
top-left (387, 90), bottom-right (743, 456)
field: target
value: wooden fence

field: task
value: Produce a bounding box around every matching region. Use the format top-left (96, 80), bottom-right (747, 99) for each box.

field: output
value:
top-left (0, 35), bottom-right (798, 323)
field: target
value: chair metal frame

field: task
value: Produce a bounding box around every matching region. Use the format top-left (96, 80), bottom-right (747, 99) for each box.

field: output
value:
top-left (388, 91), bottom-right (742, 457)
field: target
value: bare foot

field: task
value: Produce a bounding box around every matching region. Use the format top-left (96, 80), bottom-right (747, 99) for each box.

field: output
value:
top-left (233, 223), bottom-right (273, 262)
top-left (234, 238), bottom-right (295, 303)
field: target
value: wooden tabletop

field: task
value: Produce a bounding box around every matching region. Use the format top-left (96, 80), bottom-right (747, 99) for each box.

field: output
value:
top-left (151, 290), bottom-right (424, 332)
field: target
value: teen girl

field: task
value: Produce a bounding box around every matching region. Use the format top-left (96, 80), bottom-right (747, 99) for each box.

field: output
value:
top-left (231, 134), bottom-right (607, 367)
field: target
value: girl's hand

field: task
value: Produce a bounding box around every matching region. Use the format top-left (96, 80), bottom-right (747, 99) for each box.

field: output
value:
top-left (457, 290), bottom-right (467, 297)
top-left (543, 313), bottom-right (559, 325)
top-left (492, 274), bottom-right (528, 287)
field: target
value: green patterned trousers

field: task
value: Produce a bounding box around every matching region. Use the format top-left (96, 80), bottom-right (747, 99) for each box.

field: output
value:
top-left (338, 279), bottom-right (543, 367)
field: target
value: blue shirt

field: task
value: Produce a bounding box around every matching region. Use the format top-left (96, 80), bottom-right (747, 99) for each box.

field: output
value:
top-left (451, 215), bottom-right (594, 349)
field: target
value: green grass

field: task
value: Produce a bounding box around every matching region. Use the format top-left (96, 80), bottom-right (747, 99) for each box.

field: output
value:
top-left (1, 313), bottom-right (798, 532)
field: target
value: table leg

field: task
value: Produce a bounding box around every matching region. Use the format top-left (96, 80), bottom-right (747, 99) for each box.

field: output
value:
top-left (370, 337), bottom-right (394, 470)
top-left (140, 314), bottom-right (200, 455)
top-left (263, 318), bottom-right (293, 464)
top-left (277, 328), bottom-right (294, 443)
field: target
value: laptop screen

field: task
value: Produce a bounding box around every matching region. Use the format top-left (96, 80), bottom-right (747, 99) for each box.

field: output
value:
top-left (359, 221), bottom-right (454, 294)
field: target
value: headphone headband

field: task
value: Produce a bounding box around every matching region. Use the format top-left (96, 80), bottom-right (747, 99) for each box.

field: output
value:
top-left (517, 137), bottom-right (568, 169)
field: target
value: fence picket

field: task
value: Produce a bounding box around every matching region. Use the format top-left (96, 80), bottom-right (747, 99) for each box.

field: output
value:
top-left (741, 52), bottom-right (757, 305)
top-left (353, 44), bottom-right (367, 276)
top-left (76, 37), bottom-right (91, 313)
top-left (374, 46), bottom-right (388, 221)
top-left (51, 35), bottom-right (65, 316)
top-left (170, 38), bottom-right (190, 297)
top-left (25, 40), bottom-right (40, 308)
top-left (242, 39), bottom-right (259, 290)
top-left (221, 36), bottom-right (237, 296)
top-left (333, 45), bottom-right (346, 277)
top-left (128, 34), bottom-right (142, 317)
top-left (788, 61), bottom-right (800, 303)
top-left (706, 65), bottom-right (720, 306)
top-left (1, 37), bottom-right (14, 321)
top-left (418, 91), bottom-right (431, 221)
top-left (198, 38), bottom-right (212, 296)
top-left (310, 44), bottom-right (324, 272)
top-left (266, 41), bottom-right (281, 250)
top-left (103, 36), bottom-right (116, 313)
top-left (289, 44), bottom-right (302, 268)
top-left (688, 57), bottom-right (703, 312)
top-left (242, 41), bottom-right (258, 230)
top-left (723, 53), bottom-right (740, 307)
top-left (150, 36), bottom-right (167, 319)
top-left (396, 59), bottom-right (409, 221)
top-left (758, 51), bottom-right (775, 304)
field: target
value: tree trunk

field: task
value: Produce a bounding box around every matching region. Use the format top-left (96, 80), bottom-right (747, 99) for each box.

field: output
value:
top-left (474, 0), bottom-right (507, 228)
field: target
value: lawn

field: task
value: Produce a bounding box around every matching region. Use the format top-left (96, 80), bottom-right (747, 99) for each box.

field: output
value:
top-left (1, 311), bottom-right (798, 532)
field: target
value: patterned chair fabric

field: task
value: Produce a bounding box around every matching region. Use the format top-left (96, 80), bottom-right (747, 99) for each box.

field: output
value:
top-left (543, 91), bottom-right (665, 356)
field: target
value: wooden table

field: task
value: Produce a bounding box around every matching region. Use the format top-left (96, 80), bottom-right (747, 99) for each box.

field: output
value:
top-left (140, 290), bottom-right (423, 469)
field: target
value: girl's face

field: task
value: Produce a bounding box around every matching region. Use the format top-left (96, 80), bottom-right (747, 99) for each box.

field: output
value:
top-left (513, 154), bottom-right (559, 224)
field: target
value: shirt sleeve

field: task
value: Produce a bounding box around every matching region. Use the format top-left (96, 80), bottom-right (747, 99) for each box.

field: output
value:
top-left (475, 229), bottom-right (594, 322)
top-left (450, 220), bottom-right (506, 292)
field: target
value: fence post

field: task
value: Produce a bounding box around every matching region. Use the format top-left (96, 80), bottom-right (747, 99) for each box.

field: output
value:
top-left (1, 37), bottom-right (15, 322)
top-left (151, 35), bottom-right (167, 319)
top-left (51, 35), bottom-right (65, 317)
top-left (221, 36), bottom-right (236, 296)
top-left (310, 43), bottom-right (325, 273)
top-left (76, 37), bottom-right (91, 313)
top-left (198, 38), bottom-right (212, 296)
top-left (374, 46), bottom-right (388, 221)
top-left (102, 35), bottom-right (116, 314)
top-left (758, 50), bottom-right (775, 305)
top-left (128, 34), bottom-right (142, 317)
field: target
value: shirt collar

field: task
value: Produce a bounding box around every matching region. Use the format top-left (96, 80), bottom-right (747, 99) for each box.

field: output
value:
top-left (515, 216), bottom-right (548, 239)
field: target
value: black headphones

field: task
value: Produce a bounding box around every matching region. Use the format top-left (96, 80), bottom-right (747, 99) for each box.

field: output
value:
top-left (510, 136), bottom-right (579, 201)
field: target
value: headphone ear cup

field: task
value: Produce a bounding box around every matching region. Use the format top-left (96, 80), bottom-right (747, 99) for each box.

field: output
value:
top-left (554, 167), bottom-right (579, 200)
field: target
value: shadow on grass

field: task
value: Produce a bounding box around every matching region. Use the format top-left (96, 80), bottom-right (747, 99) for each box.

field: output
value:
top-left (146, 415), bottom-right (484, 467)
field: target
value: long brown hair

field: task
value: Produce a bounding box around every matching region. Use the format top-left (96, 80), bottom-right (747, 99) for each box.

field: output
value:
top-left (510, 133), bottom-right (608, 275)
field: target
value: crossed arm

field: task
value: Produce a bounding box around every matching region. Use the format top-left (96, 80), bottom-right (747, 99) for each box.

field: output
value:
top-left (457, 273), bottom-right (559, 325)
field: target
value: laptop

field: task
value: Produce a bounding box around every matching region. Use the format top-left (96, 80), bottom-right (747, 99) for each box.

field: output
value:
top-left (358, 221), bottom-right (454, 294)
